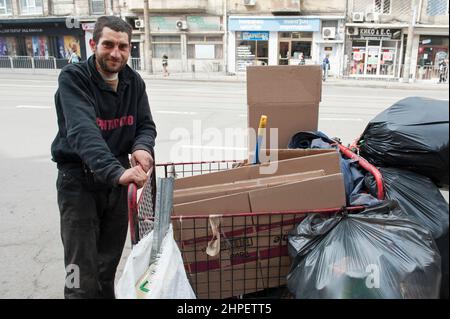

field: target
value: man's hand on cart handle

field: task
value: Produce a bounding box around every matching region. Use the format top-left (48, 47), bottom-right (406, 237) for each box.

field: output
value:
top-left (131, 150), bottom-right (154, 174)
top-left (119, 166), bottom-right (148, 189)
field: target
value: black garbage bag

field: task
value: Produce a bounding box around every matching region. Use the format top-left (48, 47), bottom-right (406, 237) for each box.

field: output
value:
top-left (365, 167), bottom-right (449, 239)
top-left (287, 201), bottom-right (441, 299)
top-left (365, 168), bottom-right (449, 298)
top-left (359, 97), bottom-right (449, 188)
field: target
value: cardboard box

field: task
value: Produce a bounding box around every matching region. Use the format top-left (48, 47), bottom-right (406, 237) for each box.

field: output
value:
top-left (175, 151), bottom-right (340, 189)
top-left (173, 170), bottom-right (325, 205)
top-left (247, 66), bottom-right (322, 155)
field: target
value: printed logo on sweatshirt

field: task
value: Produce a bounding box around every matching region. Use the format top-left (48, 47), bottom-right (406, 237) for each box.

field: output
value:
top-left (96, 115), bottom-right (134, 131)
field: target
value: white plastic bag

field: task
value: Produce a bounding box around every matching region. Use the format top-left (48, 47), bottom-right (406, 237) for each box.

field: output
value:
top-left (115, 224), bottom-right (196, 299)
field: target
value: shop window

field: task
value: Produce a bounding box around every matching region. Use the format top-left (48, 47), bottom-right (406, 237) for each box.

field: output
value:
top-left (90, 0), bottom-right (105, 15)
top-left (426, 0), bottom-right (449, 16)
top-left (278, 32), bottom-right (312, 65)
top-left (153, 36), bottom-right (181, 59)
top-left (187, 35), bottom-right (223, 59)
top-left (20, 0), bottom-right (43, 15)
top-left (374, 0), bottom-right (391, 14)
top-left (0, 0), bottom-right (12, 15)
top-left (236, 32), bottom-right (269, 72)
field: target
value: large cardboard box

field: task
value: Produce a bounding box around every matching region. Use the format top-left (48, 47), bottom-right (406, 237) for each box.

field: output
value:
top-left (247, 66), bottom-right (322, 155)
top-left (175, 151), bottom-right (340, 189)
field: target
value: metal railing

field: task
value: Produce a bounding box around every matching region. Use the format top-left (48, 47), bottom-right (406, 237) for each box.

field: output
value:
top-left (415, 64), bottom-right (448, 81)
top-left (0, 56), bottom-right (69, 70)
top-left (130, 57), bottom-right (142, 71)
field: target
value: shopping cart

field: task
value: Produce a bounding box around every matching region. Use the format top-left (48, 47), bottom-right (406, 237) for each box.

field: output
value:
top-left (127, 144), bottom-right (385, 299)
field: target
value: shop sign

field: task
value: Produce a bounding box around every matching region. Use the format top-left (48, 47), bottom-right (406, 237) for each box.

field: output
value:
top-left (0, 28), bottom-right (44, 34)
top-left (357, 28), bottom-right (401, 40)
top-left (187, 16), bottom-right (221, 32)
top-left (242, 31), bottom-right (269, 41)
top-left (229, 17), bottom-right (320, 32)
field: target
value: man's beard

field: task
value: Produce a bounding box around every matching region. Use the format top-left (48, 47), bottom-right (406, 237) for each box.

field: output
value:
top-left (96, 54), bottom-right (127, 74)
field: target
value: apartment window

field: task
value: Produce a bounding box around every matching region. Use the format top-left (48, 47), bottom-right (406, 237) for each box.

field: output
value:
top-left (152, 36), bottom-right (181, 59)
top-left (90, 0), bottom-right (105, 15)
top-left (426, 0), bottom-right (449, 16)
top-left (187, 35), bottom-right (223, 59)
top-left (374, 0), bottom-right (391, 14)
top-left (20, 0), bottom-right (43, 15)
top-left (0, 0), bottom-right (12, 15)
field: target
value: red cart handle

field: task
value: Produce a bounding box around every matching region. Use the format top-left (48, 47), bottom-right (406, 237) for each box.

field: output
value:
top-left (127, 182), bottom-right (139, 245)
top-left (338, 144), bottom-right (385, 200)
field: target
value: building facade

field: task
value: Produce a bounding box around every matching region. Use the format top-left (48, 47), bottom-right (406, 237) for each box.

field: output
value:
top-left (0, 0), bottom-right (448, 79)
top-left (0, 0), bottom-right (119, 65)
top-left (345, 0), bottom-right (449, 80)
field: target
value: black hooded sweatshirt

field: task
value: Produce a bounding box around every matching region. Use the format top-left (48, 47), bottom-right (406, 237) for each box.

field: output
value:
top-left (51, 55), bottom-right (157, 187)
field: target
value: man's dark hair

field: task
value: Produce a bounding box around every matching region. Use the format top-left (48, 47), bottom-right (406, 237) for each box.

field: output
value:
top-left (93, 16), bottom-right (132, 44)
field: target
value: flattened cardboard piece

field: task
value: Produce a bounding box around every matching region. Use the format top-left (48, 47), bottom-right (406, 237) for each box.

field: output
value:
top-left (249, 173), bottom-right (346, 213)
top-left (175, 151), bottom-right (340, 190)
top-left (256, 148), bottom-right (334, 163)
top-left (173, 192), bottom-right (251, 216)
top-left (173, 170), bottom-right (325, 205)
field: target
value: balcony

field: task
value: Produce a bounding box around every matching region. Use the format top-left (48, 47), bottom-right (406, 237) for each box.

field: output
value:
top-left (127, 0), bottom-right (208, 13)
top-left (270, 0), bottom-right (301, 14)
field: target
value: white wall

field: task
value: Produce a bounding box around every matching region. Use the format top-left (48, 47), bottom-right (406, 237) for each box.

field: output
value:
top-left (268, 31), bottom-right (278, 65)
top-left (228, 31), bottom-right (236, 73)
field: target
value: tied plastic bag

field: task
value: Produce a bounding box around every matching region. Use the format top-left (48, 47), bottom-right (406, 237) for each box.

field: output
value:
top-left (287, 201), bottom-right (442, 299)
top-left (359, 97), bottom-right (449, 188)
top-left (115, 224), bottom-right (196, 299)
top-left (365, 167), bottom-right (449, 240)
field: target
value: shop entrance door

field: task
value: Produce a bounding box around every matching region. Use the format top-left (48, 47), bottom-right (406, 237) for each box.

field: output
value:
top-left (366, 46), bottom-right (380, 75)
top-left (279, 41), bottom-right (290, 65)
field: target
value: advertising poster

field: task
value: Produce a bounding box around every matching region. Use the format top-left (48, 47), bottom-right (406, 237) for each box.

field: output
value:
top-left (39, 36), bottom-right (48, 58)
top-left (25, 37), bottom-right (34, 56)
top-left (0, 37), bottom-right (7, 56)
top-left (64, 36), bottom-right (80, 58)
top-left (57, 37), bottom-right (66, 59)
top-left (32, 36), bottom-right (40, 56)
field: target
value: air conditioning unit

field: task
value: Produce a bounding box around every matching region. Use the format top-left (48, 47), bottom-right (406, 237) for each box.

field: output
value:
top-left (134, 19), bottom-right (144, 28)
top-left (322, 27), bottom-right (336, 39)
top-left (244, 0), bottom-right (256, 6)
top-left (346, 26), bottom-right (359, 36)
top-left (365, 12), bottom-right (380, 23)
top-left (352, 12), bottom-right (364, 22)
top-left (176, 20), bottom-right (188, 30)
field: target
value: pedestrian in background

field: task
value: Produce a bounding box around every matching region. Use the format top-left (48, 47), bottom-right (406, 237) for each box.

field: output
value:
top-left (162, 54), bottom-right (169, 76)
top-left (322, 55), bottom-right (330, 81)
top-left (438, 59), bottom-right (448, 83)
top-left (51, 15), bottom-right (157, 299)
top-left (68, 44), bottom-right (81, 64)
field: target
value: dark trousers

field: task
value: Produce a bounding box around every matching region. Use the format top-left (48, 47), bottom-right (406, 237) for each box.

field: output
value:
top-left (57, 169), bottom-right (128, 299)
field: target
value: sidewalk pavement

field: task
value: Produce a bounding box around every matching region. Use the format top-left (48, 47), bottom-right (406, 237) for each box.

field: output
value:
top-left (1, 68), bottom-right (448, 91)
top-left (138, 71), bottom-right (450, 91)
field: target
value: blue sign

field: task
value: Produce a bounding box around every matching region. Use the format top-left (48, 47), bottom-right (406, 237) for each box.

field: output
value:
top-left (242, 31), bottom-right (269, 41)
top-left (229, 17), bottom-right (320, 32)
